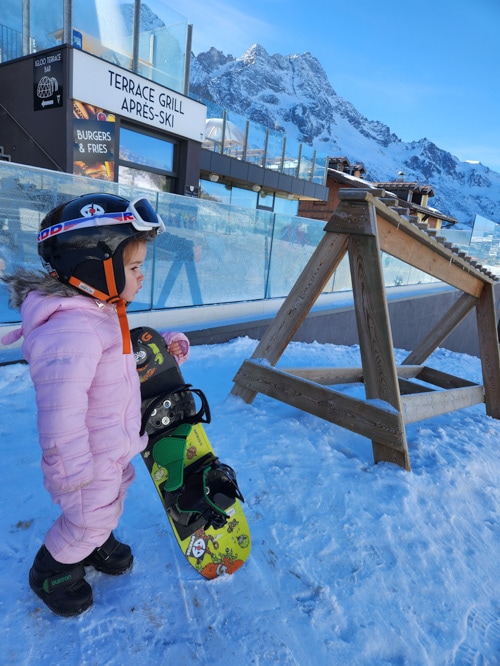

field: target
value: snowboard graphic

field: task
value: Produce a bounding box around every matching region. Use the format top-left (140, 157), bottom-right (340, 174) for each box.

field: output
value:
top-left (131, 326), bottom-right (251, 579)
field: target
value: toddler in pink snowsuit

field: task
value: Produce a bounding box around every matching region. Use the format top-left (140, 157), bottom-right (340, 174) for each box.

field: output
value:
top-left (1, 193), bottom-right (189, 617)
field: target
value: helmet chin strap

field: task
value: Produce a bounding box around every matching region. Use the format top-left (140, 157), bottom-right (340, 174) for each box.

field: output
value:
top-left (102, 258), bottom-right (131, 355)
top-left (114, 298), bottom-right (131, 355)
top-left (68, 258), bottom-right (131, 354)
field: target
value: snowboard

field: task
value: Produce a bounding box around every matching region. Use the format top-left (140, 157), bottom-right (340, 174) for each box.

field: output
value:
top-left (131, 326), bottom-right (251, 579)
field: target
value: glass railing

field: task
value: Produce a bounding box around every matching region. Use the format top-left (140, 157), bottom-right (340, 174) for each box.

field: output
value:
top-left (0, 24), bottom-right (24, 62)
top-left (441, 215), bottom-right (500, 273)
top-left (5, 162), bottom-right (495, 329)
top-left (198, 99), bottom-right (328, 186)
top-left (0, 1), bottom-right (188, 94)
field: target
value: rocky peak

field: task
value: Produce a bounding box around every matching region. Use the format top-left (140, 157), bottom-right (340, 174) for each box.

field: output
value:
top-left (191, 44), bottom-right (500, 227)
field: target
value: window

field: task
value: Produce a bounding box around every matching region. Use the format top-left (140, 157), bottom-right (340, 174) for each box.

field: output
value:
top-left (118, 165), bottom-right (172, 192)
top-left (257, 190), bottom-right (274, 211)
top-left (118, 126), bottom-right (177, 193)
top-left (232, 186), bottom-right (258, 209)
top-left (199, 179), bottom-right (231, 204)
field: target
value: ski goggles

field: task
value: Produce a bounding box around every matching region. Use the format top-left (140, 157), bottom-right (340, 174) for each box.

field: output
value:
top-left (128, 198), bottom-right (166, 233)
top-left (37, 197), bottom-right (165, 243)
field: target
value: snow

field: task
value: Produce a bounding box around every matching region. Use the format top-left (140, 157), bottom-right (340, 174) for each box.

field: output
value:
top-left (1, 336), bottom-right (499, 665)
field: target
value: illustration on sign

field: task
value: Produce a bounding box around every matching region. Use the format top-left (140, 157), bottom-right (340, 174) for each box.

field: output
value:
top-left (73, 100), bottom-right (115, 180)
top-left (33, 50), bottom-right (64, 111)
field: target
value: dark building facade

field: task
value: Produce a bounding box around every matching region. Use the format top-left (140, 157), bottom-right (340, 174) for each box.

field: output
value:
top-left (0, 45), bottom-right (204, 197)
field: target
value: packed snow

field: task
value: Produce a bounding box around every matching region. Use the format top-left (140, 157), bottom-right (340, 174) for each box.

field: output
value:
top-left (1, 336), bottom-right (499, 665)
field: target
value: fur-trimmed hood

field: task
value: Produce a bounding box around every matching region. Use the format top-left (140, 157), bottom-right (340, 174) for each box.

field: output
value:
top-left (0, 268), bottom-right (116, 349)
top-left (1, 268), bottom-right (79, 310)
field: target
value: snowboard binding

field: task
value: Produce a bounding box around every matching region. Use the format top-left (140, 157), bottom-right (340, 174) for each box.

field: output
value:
top-left (131, 326), bottom-right (244, 538)
top-left (164, 453), bottom-right (245, 539)
top-left (131, 325), bottom-right (211, 437)
top-left (140, 384), bottom-right (210, 438)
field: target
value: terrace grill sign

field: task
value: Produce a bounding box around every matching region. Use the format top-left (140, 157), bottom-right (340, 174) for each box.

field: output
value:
top-left (71, 50), bottom-right (206, 143)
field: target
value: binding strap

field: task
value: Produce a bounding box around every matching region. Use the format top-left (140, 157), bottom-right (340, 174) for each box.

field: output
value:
top-left (140, 384), bottom-right (211, 437)
top-left (172, 459), bottom-right (245, 531)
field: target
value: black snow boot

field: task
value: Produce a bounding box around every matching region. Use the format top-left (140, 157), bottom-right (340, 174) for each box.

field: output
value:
top-left (84, 533), bottom-right (133, 575)
top-left (29, 545), bottom-right (93, 617)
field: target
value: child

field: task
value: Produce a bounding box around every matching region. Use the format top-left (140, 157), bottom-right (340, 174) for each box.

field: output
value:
top-left (1, 193), bottom-right (190, 617)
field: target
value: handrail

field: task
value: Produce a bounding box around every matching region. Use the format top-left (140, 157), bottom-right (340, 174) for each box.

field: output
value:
top-left (0, 102), bottom-right (63, 171)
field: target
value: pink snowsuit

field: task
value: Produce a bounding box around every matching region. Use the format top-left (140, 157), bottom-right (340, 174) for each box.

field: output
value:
top-left (8, 288), bottom-right (189, 564)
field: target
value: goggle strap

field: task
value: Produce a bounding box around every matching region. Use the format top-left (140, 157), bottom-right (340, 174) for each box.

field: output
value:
top-left (38, 198), bottom-right (163, 242)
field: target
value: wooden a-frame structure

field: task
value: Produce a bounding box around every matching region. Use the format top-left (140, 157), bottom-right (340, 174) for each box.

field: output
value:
top-left (230, 189), bottom-right (500, 471)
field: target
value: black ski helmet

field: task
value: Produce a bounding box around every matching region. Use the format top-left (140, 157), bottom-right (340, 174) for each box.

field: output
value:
top-left (38, 193), bottom-right (164, 301)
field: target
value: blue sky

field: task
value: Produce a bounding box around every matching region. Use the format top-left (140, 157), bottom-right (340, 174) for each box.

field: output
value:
top-left (180, 0), bottom-right (500, 172)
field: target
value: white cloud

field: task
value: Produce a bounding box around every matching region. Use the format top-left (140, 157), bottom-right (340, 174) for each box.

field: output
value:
top-left (181, 0), bottom-right (272, 56)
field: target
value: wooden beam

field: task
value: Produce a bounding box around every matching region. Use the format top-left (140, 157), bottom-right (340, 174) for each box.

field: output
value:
top-left (475, 282), bottom-right (500, 418)
top-left (282, 364), bottom-right (424, 385)
top-left (323, 191), bottom-right (378, 236)
top-left (234, 360), bottom-right (408, 450)
top-left (377, 217), bottom-right (484, 297)
top-left (416, 366), bottom-right (478, 389)
top-left (349, 235), bottom-right (401, 406)
top-left (348, 234), bottom-right (411, 470)
top-left (403, 292), bottom-right (478, 366)
top-left (398, 377), bottom-right (434, 395)
top-left (283, 367), bottom-right (364, 384)
top-left (401, 385), bottom-right (485, 423)
top-left (396, 365), bottom-right (425, 379)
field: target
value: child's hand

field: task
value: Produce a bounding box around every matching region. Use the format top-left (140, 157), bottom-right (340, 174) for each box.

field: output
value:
top-left (162, 331), bottom-right (190, 365)
top-left (167, 340), bottom-right (184, 358)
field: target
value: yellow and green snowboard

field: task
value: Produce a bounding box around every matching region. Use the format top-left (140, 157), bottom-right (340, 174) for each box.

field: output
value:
top-left (131, 326), bottom-right (251, 579)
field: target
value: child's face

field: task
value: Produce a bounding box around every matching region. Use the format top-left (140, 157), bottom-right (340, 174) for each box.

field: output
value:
top-left (120, 241), bottom-right (147, 302)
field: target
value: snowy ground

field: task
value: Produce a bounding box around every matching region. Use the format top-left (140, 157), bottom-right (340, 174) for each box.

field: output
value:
top-left (0, 337), bottom-right (499, 665)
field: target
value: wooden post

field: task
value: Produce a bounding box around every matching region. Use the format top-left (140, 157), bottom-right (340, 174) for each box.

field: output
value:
top-left (348, 233), bottom-right (411, 470)
top-left (476, 282), bottom-right (500, 418)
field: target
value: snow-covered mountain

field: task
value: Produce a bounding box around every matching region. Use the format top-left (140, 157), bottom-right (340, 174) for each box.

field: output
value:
top-left (191, 45), bottom-right (500, 228)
